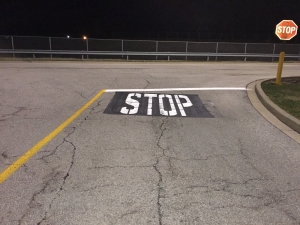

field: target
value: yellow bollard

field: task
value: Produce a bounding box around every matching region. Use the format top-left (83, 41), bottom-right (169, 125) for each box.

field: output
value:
top-left (276, 52), bottom-right (285, 85)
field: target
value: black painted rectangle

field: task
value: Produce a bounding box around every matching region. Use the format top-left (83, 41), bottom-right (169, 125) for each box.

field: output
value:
top-left (104, 92), bottom-right (213, 118)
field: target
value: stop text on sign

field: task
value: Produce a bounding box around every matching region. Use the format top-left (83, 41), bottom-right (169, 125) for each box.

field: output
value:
top-left (276, 26), bottom-right (296, 34)
top-left (104, 92), bottom-right (213, 118)
top-left (275, 20), bottom-right (298, 40)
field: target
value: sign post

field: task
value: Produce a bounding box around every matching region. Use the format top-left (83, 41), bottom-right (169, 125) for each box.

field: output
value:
top-left (275, 20), bottom-right (298, 85)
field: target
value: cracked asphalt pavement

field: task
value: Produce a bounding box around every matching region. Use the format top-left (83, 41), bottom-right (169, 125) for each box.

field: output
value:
top-left (0, 61), bottom-right (300, 224)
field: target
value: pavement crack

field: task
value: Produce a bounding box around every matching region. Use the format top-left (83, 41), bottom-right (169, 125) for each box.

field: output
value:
top-left (173, 185), bottom-right (209, 197)
top-left (1, 152), bottom-right (8, 159)
top-left (152, 118), bottom-right (170, 224)
top-left (237, 139), bottom-right (248, 159)
top-left (37, 139), bottom-right (76, 224)
top-left (157, 119), bottom-right (167, 155)
top-left (34, 136), bottom-right (77, 224)
top-left (210, 177), bottom-right (268, 187)
top-left (91, 165), bottom-right (153, 169)
top-left (89, 100), bottom-right (103, 115)
top-left (168, 157), bottom-right (175, 177)
top-left (37, 127), bottom-right (76, 163)
top-left (120, 210), bottom-right (139, 219)
top-left (208, 178), bottom-right (286, 211)
top-left (153, 158), bottom-right (163, 225)
top-left (76, 100), bottom-right (103, 126)
top-left (281, 209), bottom-right (299, 222)
top-left (286, 188), bottom-right (300, 193)
top-left (18, 171), bottom-right (60, 225)
top-left (59, 139), bottom-right (76, 191)
top-left (80, 184), bottom-right (125, 192)
top-left (75, 91), bottom-right (88, 100)
top-left (25, 97), bottom-right (103, 224)
top-left (36, 214), bottom-right (46, 225)
top-left (1, 106), bottom-right (26, 120)
top-left (237, 138), bottom-right (267, 179)
top-left (144, 79), bottom-right (150, 89)
top-left (23, 181), bottom-right (50, 219)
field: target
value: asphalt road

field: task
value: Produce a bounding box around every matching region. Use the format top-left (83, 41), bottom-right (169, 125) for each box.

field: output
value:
top-left (0, 61), bottom-right (300, 225)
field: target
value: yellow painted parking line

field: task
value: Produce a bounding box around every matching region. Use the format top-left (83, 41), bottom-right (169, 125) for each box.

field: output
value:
top-left (0, 89), bottom-right (106, 184)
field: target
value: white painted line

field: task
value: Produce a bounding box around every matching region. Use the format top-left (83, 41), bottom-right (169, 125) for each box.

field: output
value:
top-left (174, 95), bottom-right (186, 116)
top-left (105, 87), bottom-right (247, 92)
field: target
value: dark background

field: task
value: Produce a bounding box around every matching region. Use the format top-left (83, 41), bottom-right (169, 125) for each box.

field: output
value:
top-left (0, 0), bottom-right (299, 42)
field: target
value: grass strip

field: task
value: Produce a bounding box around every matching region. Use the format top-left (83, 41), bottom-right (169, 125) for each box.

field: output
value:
top-left (261, 80), bottom-right (300, 120)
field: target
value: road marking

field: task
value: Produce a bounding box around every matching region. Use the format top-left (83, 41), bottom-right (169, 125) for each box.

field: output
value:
top-left (120, 93), bottom-right (141, 114)
top-left (106, 87), bottom-right (247, 92)
top-left (104, 92), bottom-right (214, 118)
top-left (0, 89), bottom-right (106, 184)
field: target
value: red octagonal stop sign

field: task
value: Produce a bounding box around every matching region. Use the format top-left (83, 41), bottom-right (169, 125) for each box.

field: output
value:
top-left (275, 20), bottom-right (298, 40)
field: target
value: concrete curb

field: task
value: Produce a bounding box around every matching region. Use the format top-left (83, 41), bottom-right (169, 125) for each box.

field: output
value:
top-left (247, 80), bottom-right (300, 144)
top-left (256, 79), bottom-right (300, 134)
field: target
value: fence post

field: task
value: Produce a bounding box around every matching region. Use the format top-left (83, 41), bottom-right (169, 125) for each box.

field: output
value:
top-left (185, 42), bottom-right (188, 61)
top-left (299, 44), bottom-right (300, 61)
top-left (272, 44), bottom-right (275, 62)
top-left (156, 41), bottom-right (158, 60)
top-left (244, 43), bottom-right (247, 61)
top-left (216, 42), bottom-right (219, 61)
top-left (86, 38), bottom-right (89, 59)
top-left (11, 36), bottom-right (15, 58)
top-left (122, 40), bottom-right (124, 58)
top-left (49, 37), bottom-right (52, 59)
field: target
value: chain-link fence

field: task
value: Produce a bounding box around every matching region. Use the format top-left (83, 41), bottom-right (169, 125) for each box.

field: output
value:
top-left (0, 36), bottom-right (299, 62)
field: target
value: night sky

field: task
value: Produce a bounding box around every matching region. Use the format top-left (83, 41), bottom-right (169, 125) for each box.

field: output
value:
top-left (1, 0), bottom-right (299, 42)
